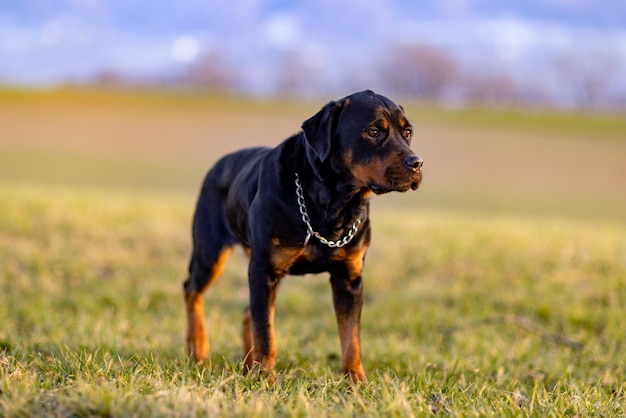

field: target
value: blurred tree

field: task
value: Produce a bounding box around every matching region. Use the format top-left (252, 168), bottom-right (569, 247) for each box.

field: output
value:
top-left (462, 72), bottom-right (521, 107)
top-left (183, 50), bottom-right (239, 92)
top-left (90, 69), bottom-right (130, 87)
top-left (554, 51), bottom-right (621, 109)
top-left (381, 44), bottom-right (459, 101)
top-left (274, 50), bottom-right (323, 97)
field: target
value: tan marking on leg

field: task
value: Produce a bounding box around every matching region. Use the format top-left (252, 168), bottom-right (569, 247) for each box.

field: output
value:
top-left (184, 247), bottom-right (232, 363)
top-left (331, 244), bottom-right (369, 277)
top-left (337, 314), bottom-right (366, 383)
top-left (332, 246), bottom-right (369, 383)
top-left (242, 307), bottom-right (254, 372)
top-left (244, 301), bottom-right (277, 383)
top-left (185, 291), bottom-right (209, 362)
top-left (251, 293), bottom-right (278, 374)
top-left (269, 246), bottom-right (304, 273)
top-left (201, 247), bottom-right (233, 292)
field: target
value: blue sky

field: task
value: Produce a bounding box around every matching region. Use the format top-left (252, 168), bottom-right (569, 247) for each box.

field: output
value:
top-left (1, 0), bottom-right (625, 95)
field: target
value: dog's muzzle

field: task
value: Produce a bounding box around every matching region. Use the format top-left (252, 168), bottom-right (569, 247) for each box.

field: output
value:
top-left (405, 154), bottom-right (423, 190)
top-left (404, 155), bottom-right (423, 172)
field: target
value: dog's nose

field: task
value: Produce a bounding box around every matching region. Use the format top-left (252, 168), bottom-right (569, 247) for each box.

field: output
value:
top-left (404, 155), bottom-right (423, 171)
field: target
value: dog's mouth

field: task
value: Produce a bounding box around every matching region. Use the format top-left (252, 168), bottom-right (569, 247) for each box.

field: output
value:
top-left (401, 178), bottom-right (422, 192)
top-left (369, 172), bottom-right (422, 194)
top-left (369, 184), bottom-right (391, 194)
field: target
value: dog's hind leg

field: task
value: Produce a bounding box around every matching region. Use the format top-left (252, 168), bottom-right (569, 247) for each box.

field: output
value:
top-left (183, 190), bottom-right (234, 363)
top-left (184, 247), bottom-right (231, 362)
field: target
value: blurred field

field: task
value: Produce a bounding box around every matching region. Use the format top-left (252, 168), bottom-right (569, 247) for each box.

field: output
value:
top-left (1, 88), bottom-right (626, 415)
top-left (1, 87), bottom-right (625, 220)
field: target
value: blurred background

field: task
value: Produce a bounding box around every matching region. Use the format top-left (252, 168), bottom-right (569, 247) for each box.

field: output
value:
top-left (1, 0), bottom-right (625, 221)
top-left (2, 0), bottom-right (626, 109)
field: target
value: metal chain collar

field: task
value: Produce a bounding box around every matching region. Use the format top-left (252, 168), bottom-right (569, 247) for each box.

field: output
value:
top-left (295, 173), bottom-right (362, 248)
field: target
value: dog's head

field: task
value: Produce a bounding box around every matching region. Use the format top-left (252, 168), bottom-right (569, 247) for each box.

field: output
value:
top-left (302, 90), bottom-right (423, 194)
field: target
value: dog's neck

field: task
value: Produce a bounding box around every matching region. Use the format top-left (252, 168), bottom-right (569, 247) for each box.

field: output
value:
top-left (295, 160), bottom-right (370, 237)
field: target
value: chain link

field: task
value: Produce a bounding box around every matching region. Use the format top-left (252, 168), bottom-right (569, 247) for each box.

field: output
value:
top-left (295, 173), bottom-right (363, 248)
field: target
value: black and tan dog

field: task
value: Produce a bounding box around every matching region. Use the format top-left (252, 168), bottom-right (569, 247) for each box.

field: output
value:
top-left (183, 90), bottom-right (423, 382)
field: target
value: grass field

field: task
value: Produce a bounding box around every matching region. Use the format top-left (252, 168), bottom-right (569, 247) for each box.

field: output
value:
top-left (1, 88), bottom-right (625, 416)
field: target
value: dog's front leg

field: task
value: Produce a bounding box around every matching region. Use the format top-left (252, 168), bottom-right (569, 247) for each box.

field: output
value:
top-left (330, 270), bottom-right (367, 383)
top-left (247, 258), bottom-right (281, 376)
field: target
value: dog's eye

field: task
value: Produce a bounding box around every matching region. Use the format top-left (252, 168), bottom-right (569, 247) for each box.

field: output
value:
top-left (367, 128), bottom-right (379, 139)
top-left (404, 128), bottom-right (413, 139)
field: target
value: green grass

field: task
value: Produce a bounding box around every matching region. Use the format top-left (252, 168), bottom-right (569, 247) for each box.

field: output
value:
top-left (1, 184), bottom-right (625, 416)
top-left (1, 89), bottom-right (625, 415)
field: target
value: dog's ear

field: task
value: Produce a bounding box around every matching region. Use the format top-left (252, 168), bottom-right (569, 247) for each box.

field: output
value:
top-left (301, 99), bottom-right (347, 163)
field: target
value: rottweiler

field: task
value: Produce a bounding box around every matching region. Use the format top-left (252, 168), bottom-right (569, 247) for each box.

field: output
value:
top-left (183, 90), bottom-right (423, 382)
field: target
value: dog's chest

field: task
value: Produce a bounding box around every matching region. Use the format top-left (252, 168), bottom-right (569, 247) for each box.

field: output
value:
top-left (272, 243), bottom-right (363, 276)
